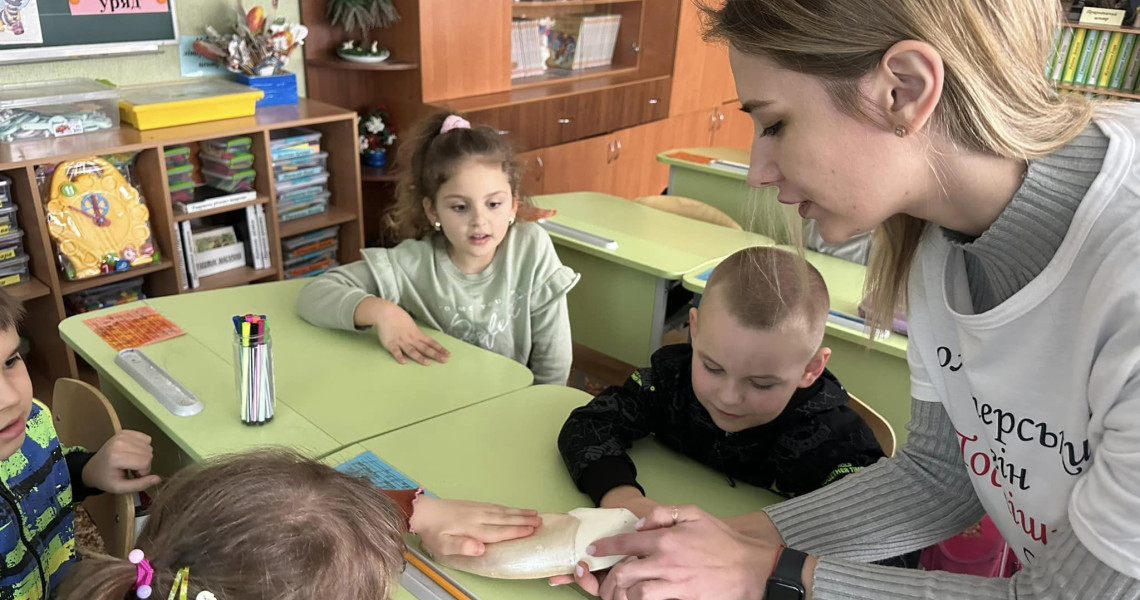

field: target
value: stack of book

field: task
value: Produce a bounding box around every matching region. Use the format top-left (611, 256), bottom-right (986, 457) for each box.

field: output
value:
top-left (271, 128), bottom-right (331, 223)
top-left (546, 13), bottom-right (622, 72)
top-left (174, 205), bottom-right (270, 289)
top-left (281, 226), bottom-right (339, 279)
top-left (512, 18), bottom-right (545, 79)
top-left (1049, 26), bottom-right (1140, 95)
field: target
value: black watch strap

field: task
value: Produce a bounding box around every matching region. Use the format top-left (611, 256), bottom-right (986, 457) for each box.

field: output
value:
top-left (764, 547), bottom-right (807, 600)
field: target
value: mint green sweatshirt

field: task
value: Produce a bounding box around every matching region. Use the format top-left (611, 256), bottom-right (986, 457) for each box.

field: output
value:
top-left (296, 222), bottom-right (579, 385)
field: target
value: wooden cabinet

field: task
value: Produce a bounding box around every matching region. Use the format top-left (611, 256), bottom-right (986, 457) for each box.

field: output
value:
top-left (669, 0), bottom-right (737, 116)
top-left (420, 0), bottom-right (512, 102)
top-left (712, 102), bottom-right (754, 151)
top-left (539, 119), bottom-right (673, 199)
top-left (542, 135), bottom-right (616, 195)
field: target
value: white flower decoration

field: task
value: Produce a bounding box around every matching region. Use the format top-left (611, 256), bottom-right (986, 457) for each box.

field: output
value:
top-left (365, 116), bottom-right (385, 134)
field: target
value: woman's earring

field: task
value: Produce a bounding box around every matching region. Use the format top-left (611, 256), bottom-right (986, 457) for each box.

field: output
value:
top-left (433, 221), bottom-right (442, 231)
top-left (509, 216), bottom-right (516, 226)
top-left (894, 126), bottom-right (907, 138)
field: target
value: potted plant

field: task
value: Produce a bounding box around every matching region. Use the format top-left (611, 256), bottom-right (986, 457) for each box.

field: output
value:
top-left (328, 0), bottom-right (400, 63)
top-left (359, 106), bottom-right (397, 167)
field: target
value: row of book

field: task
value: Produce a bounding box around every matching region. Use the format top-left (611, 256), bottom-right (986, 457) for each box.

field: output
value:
top-left (1049, 26), bottom-right (1140, 93)
top-left (511, 18), bottom-right (546, 79)
top-left (547, 13), bottom-right (622, 72)
top-left (174, 205), bottom-right (271, 290)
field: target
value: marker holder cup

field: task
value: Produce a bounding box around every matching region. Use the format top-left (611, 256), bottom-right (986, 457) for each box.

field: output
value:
top-left (233, 330), bottom-right (276, 425)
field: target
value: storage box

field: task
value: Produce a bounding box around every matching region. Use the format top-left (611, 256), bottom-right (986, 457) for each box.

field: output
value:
top-left (203, 169), bottom-right (256, 193)
top-left (169, 181), bottom-right (195, 203)
top-left (66, 277), bottom-right (144, 314)
top-left (276, 165), bottom-right (326, 183)
top-left (200, 136), bottom-right (253, 159)
top-left (200, 152), bottom-right (255, 175)
top-left (233, 72), bottom-right (298, 107)
top-left (279, 197), bottom-right (329, 222)
top-left (0, 79), bottom-right (119, 144)
top-left (0, 254), bottom-right (30, 287)
top-left (166, 164), bottom-right (195, 187)
top-left (279, 189), bottom-right (330, 209)
top-left (164, 146), bottom-right (192, 169)
top-left (119, 80), bottom-right (263, 131)
top-left (270, 127), bottom-right (321, 161)
top-left (0, 174), bottom-right (11, 208)
top-left (275, 173), bottom-right (329, 194)
top-left (274, 151), bottom-right (328, 173)
top-left (0, 205), bottom-right (19, 235)
top-left (0, 230), bottom-right (25, 262)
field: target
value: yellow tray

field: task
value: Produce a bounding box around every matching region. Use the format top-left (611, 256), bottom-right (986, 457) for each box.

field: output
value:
top-left (119, 80), bottom-right (265, 130)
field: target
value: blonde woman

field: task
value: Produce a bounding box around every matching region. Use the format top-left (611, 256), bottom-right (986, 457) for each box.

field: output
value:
top-left (554, 0), bottom-right (1140, 598)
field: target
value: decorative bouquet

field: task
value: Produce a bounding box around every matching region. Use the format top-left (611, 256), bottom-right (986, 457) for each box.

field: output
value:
top-left (193, 2), bottom-right (308, 76)
top-left (359, 106), bottom-right (397, 167)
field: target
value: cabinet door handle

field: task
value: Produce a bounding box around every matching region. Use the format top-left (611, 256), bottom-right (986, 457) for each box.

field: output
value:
top-left (535, 156), bottom-right (545, 179)
top-left (648, 98), bottom-right (659, 105)
top-left (558, 118), bottom-right (572, 125)
top-left (497, 129), bottom-right (511, 136)
top-left (710, 112), bottom-right (718, 131)
top-left (632, 42), bottom-right (641, 53)
top-left (614, 139), bottom-right (622, 160)
top-left (607, 141), bottom-right (615, 163)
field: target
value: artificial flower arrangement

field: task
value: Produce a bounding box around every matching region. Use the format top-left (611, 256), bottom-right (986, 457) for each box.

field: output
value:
top-left (329, 0), bottom-right (401, 63)
top-left (359, 105), bottom-right (398, 167)
top-left (192, 2), bottom-right (308, 75)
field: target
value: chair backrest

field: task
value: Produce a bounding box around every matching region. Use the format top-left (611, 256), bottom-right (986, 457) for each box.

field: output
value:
top-left (52, 378), bottom-right (135, 558)
top-left (631, 195), bottom-right (744, 230)
top-left (846, 393), bottom-right (897, 458)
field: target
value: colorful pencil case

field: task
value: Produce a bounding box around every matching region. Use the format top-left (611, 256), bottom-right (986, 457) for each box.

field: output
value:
top-left (169, 181), bottom-right (195, 203)
top-left (166, 164), bottom-right (195, 187)
top-left (200, 136), bottom-right (253, 159)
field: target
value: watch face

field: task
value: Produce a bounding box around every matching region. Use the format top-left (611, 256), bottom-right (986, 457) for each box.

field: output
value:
top-left (766, 580), bottom-right (805, 600)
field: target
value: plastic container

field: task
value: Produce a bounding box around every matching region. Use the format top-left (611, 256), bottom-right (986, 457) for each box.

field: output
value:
top-left (169, 181), bottom-right (195, 203)
top-left (119, 80), bottom-right (263, 130)
top-left (0, 254), bottom-right (30, 287)
top-left (0, 205), bottom-right (19, 235)
top-left (0, 79), bottom-right (119, 144)
top-left (0, 174), bottom-right (11, 208)
top-left (279, 190), bottom-right (330, 211)
top-left (233, 329), bottom-right (276, 425)
top-left (65, 277), bottom-right (144, 315)
top-left (200, 152), bottom-right (255, 175)
top-left (274, 172), bottom-right (329, 195)
top-left (274, 151), bottom-right (328, 172)
top-left (275, 165), bottom-right (326, 183)
top-left (201, 136), bottom-right (253, 159)
top-left (0, 230), bottom-right (25, 263)
top-left (233, 72), bottom-right (298, 107)
top-left (166, 164), bottom-right (195, 187)
top-left (164, 146), bottom-right (191, 169)
top-left (279, 197), bottom-right (329, 222)
top-left (270, 127), bottom-right (321, 151)
top-left (203, 169), bottom-right (256, 193)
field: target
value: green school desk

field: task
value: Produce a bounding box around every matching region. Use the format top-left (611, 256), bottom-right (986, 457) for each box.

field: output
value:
top-left (657, 147), bottom-right (785, 238)
top-left (59, 280), bottom-right (535, 472)
top-left (532, 192), bottom-right (775, 366)
top-left (352, 385), bottom-right (780, 600)
top-left (682, 249), bottom-right (912, 445)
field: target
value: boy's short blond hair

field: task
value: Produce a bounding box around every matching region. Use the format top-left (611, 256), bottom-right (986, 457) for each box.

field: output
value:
top-left (0, 289), bottom-right (25, 332)
top-left (705, 247), bottom-right (829, 343)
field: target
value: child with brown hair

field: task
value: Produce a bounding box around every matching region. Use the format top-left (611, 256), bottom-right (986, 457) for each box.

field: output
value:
top-left (0, 289), bottom-right (158, 600)
top-left (298, 112), bottom-right (578, 385)
top-left (58, 448), bottom-right (543, 600)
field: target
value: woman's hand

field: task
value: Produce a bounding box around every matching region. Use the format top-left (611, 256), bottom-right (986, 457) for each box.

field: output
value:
top-left (562, 504), bottom-right (789, 600)
top-left (411, 496), bottom-right (543, 557)
top-left (364, 297), bottom-right (450, 366)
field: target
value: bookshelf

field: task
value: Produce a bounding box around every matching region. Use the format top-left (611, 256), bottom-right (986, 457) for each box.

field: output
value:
top-left (1051, 21), bottom-right (1140, 99)
top-left (0, 99), bottom-right (364, 403)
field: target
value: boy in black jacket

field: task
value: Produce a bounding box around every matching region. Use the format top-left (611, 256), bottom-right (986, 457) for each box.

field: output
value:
top-left (559, 246), bottom-right (884, 518)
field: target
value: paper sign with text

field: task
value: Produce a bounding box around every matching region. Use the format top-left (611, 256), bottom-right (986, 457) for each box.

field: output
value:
top-left (69, 0), bottom-right (170, 16)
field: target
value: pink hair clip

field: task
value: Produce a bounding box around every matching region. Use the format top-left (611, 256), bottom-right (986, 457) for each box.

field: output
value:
top-left (440, 115), bottom-right (471, 134)
top-left (128, 549), bottom-right (154, 599)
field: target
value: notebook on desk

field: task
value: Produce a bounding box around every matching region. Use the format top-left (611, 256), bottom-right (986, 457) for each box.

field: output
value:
top-left (696, 268), bottom-right (713, 282)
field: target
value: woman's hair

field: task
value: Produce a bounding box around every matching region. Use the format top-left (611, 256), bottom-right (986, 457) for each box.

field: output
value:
top-left (701, 0), bottom-right (1095, 332)
top-left (389, 111), bottom-right (527, 241)
top-left (58, 449), bottom-right (407, 600)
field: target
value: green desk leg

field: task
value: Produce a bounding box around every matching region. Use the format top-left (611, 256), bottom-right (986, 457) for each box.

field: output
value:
top-left (823, 334), bottom-right (912, 447)
top-left (558, 246), bottom-right (666, 367)
top-left (668, 168), bottom-right (790, 240)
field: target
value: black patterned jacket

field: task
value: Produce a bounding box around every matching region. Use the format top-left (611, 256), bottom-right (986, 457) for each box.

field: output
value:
top-left (558, 344), bottom-right (885, 505)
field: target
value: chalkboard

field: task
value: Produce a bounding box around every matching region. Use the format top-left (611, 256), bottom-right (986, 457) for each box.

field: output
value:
top-left (0, 0), bottom-right (179, 64)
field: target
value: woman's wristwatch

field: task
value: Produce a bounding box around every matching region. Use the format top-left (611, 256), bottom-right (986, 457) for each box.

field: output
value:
top-left (764, 547), bottom-right (807, 600)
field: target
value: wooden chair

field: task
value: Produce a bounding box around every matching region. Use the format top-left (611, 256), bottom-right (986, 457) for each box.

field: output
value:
top-left (52, 378), bottom-right (135, 558)
top-left (632, 195), bottom-right (744, 230)
top-left (846, 393), bottom-right (897, 458)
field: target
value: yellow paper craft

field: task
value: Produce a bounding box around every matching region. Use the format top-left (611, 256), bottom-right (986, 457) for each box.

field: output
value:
top-left (46, 157), bottom-right (156, 280)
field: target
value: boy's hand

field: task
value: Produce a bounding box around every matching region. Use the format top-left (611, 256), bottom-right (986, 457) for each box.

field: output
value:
top-left (412, 496), bottom-right (543, 557)
top-left (81, 431), bottom-right (161, 494)
top-left (372, 299), bottom-right (450, 366)
top-left (600, 486), bottom-right (660, 519)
